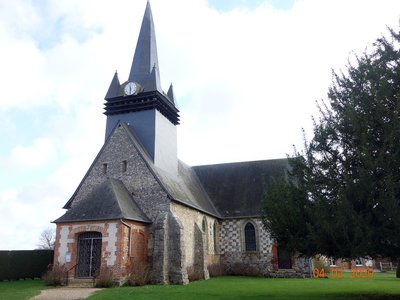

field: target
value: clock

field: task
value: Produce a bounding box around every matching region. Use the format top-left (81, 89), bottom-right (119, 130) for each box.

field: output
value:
top-left (124, 82), bottom-right (138, 95)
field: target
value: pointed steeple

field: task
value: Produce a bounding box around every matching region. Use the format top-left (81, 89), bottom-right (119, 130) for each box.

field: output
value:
top-left (105, 71), bottom-right (120, 100)
top-left (104, 1), bottom-right (179, 130)
top-left (128, 1), bottom-right (161, 93)
top-left (148, 64), bottom-right (162, 92)
top-left (104, 1), bottom-right (180, 174)
top-left (167, 83), bottom-right (176, 105)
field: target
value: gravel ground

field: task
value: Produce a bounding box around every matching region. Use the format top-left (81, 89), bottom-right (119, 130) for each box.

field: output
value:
top-left (30, 287), bottom-right (102, 300)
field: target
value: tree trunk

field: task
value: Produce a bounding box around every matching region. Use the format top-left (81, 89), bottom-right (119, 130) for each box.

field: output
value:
top-left (396, 259), bottom-right (400, 278)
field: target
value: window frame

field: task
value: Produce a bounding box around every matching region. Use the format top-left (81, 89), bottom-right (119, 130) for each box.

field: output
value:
top-left (213, 222), bottom-right (219, 254)
top-left (242, 220), bottom-right (258, 252)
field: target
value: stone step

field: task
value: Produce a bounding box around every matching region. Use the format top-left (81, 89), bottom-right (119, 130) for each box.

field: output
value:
top-left (276, 269), bottom-right (297, 273)
top-left (67, 278), bottom-right (95, 288)
top-left (270, 269), bottom-right (308, 278)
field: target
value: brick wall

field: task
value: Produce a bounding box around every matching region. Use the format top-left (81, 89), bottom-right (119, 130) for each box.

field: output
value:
top-left (54, 219), bottom-right (149, 282)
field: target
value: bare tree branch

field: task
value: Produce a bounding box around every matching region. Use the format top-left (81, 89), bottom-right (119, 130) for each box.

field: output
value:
top-left (37, 228), bottom-right (55, 250)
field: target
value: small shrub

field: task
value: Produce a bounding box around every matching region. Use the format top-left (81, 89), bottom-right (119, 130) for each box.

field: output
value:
top-left (95, 266), bottom-right (115, 288)
top-left (127, 261), bottom-right (152, 286)
top-left (208, 263), bottom-right (225, 277)
top-left (42, 263), bottom-right (66, 286)
top-left (312, 258), bottom-right (330, 277)
top-left (187, 265), bottom-right (203, 282)
top-left (226, 262), bottom-right (263, 277)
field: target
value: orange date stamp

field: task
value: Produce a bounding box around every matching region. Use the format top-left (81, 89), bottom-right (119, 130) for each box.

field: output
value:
top-left (312, 268), bottom-right (374, 279)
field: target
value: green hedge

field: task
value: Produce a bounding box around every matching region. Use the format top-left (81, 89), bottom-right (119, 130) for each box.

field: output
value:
top-left (0, 250), bottom-right (54, 281)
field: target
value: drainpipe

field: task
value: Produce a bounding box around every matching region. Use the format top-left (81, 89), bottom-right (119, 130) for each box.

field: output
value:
top-left (120, 219), bottom-right (132, 258)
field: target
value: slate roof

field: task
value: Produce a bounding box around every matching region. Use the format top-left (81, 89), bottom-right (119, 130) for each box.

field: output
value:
top-left (193, 159), bottom-right (289, 218)
top-left (128, 1), bottom-right (162, 94)
top-left (105, 71), bottom-right (121, 100)
top-left (55, 178), bottom-right (151, 223)
top-left (153, 160), bottom-right (220, 217)
top-left (122, 124), bottom-right (220, 217)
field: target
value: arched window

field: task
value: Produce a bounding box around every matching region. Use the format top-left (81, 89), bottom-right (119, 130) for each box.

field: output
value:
top-left (201, 217), bottom-right (208, 253)
top-left (244, 222), bottom-right (256, 251)
top-left (213, 222), bottom-right (218, 253)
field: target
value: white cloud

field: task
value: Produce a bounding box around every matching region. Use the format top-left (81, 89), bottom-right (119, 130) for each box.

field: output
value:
top-left (9, 138), bottom-right (57, 169)
top-left (0, 184), bottom-right (64, 250)
top-left (1, 0), bottom-right (400, 249)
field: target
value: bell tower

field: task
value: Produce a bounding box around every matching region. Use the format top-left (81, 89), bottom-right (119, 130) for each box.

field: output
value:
top-left (103, 1), bottom-right (179, 174)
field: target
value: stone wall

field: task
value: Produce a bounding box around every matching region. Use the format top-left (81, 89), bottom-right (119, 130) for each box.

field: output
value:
top-left (167, 212), bottom-right (189, 283)
top-left (170, 202), bottom-right (219, 279)
top-left (69, 124), bottom-right (170, 221)
top-left (219, 218), bottom-right (274, 276)
top-left (151, 210), bottom-right (189, 284)
top-left (152, 212), bottom-right (169, 284)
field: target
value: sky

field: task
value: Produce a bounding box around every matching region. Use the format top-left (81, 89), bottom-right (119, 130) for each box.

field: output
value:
top-left (0, 0), bottom-right (399, 250)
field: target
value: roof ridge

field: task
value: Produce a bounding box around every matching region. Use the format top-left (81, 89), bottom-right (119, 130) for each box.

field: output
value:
top-left (193, 157), bottom-right (288, 168)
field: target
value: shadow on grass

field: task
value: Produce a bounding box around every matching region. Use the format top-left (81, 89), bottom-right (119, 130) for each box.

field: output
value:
top-left (335, 294), bottom-right (400, 300)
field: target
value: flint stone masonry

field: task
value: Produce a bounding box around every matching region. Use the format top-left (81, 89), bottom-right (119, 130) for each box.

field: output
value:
top-left (219, 218), bottom-right (272, 254)
top-left (69, 124), bottom-right (169, 221)
top-left (219, 218), bottom-right (274, 275)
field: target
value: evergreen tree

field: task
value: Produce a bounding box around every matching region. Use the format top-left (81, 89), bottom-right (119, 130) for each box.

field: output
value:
top-left (263, 28), bottom-right (400, 276)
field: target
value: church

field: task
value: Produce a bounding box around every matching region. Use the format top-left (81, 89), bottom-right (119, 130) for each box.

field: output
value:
top-left (53, 2), bottom-right (308, 285)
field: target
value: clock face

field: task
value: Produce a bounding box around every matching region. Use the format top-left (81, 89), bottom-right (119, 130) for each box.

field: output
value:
top-left (124, 82), bottom-right (137, 95)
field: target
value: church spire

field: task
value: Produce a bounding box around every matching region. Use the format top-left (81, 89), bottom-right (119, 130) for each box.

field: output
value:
top-left (128, 1), bottom-right (161, 93)
top-left (105, 71), bottom-right (120, 100)
top-left (167, 83), bottom-right (176, 105)
top-left (104, 0), bottom-right (180, 169)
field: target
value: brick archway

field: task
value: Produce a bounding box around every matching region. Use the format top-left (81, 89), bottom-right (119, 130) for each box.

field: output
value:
top-left (68, 225), bottom-right (108, 239)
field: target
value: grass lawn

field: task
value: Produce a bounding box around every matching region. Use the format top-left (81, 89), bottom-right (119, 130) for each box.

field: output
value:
top-left (0, 279), bottom-right (48, 300)
top-left (87, 272), bottom-right (400, 300)
top-left (1, 273), bottom-right (398, 300)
